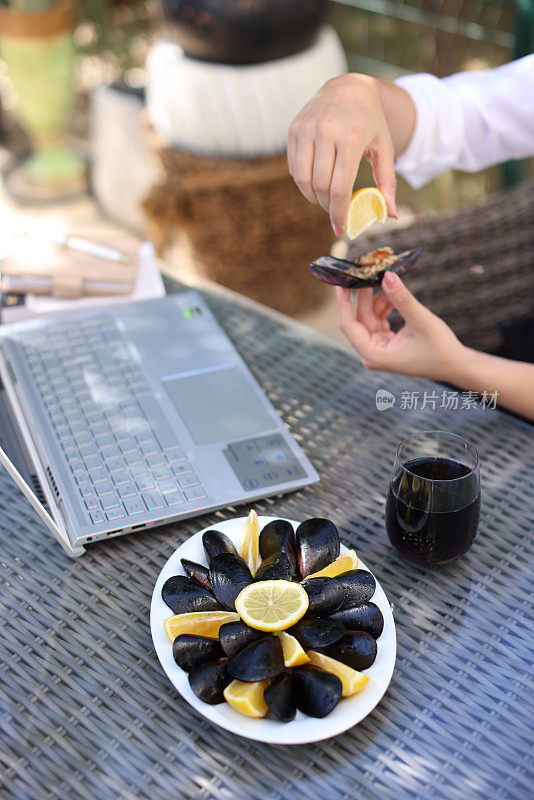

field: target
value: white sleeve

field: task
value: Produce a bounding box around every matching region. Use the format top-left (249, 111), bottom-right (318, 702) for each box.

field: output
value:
top-left (393, 55), bottom-right (534, 188)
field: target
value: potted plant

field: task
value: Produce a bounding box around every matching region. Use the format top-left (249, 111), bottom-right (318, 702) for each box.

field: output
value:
top-left (0, 0), bottom-right (86, 199)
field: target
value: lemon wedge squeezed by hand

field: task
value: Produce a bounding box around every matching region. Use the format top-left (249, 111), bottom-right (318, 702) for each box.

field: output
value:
top-left (345, 187), bottom-right (388, 240)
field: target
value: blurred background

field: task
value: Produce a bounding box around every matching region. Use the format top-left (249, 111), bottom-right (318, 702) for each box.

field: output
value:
top-left (0, 0), bottom-right (533, 336)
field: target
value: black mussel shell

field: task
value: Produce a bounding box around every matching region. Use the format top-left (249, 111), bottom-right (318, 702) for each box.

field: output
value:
top-left (181, 558), bottom-right (212, 591)
top-left (219, 621), bottom-right (264, 659)
top-left (259, 520), bottom-right (298, 578)
top-left (327, 631), bottom-right (377, 670)
top-left (209, 552), bottom-right (253, 611)
top-left (188, 658), bottom-right (230, 704)
top-left (264, 673), bottom-right (296, 723)
top-left (228, 636), bottom-right (284, 682)
top-left (202, 529), bottom-right (238, 563)
top-left (330, 602), bottom-right (384, 639)
top-left (290, 617), bottom-right (345, 649)
top-left (296, 518), bottom-right (340, 578)
top-left (161, 575), bottom-right (222, 614)
top-left (173, 634), bottom-right (224, 672)
top-left (254, 552), bottom-right (293, 582)
top-left (309, 249), bottom-right (421, 289)
top-left (302, 577), bottom-right (345, 616)
top-left (292, 666), bottom-right (342, 718)
top-left (336, 569), bottom-right (376, 609)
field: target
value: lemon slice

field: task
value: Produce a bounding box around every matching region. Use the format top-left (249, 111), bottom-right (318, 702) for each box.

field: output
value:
top-left (276, 631), bottom-right (310, 667)
top-left (308, 651), bottom-right (370, 696)
top-left (241, 509), bottom-right (260, 575)
top-left (164, 610), bottom-right (240, 642)
top-left (235, 580), bottom-right (309, 632)
top-left (224, 679), bottom-right (269, 717)
top-left (345, 187), bottom-right (387, 240)
top-left (307, 549), bottom-right (358, 579)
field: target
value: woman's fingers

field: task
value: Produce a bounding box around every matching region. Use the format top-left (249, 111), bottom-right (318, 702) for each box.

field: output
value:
top-left (335, 288), bottom-right (375, 357)
top-left (329, 143), bottom-right (362, 233)
top-left (312, 141), bottom-right (336, 214)
top-left (381, 271), bottom-right (428, 326)
top-left (291, 137), bottom-right (318, 204)
top-left (367, 134), bottom-right (398, 218)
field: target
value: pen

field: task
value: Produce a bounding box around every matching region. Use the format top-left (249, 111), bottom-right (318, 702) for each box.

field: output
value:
top-left (48, 233), bottom-right (132, 264)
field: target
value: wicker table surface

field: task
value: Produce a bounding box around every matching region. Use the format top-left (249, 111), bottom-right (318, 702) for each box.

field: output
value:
top-left (1, 280), bottom-right (532, 800)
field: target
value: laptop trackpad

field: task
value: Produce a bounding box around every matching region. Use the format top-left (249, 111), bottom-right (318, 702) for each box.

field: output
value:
top-left (163, 366), bottom-right (274, 445)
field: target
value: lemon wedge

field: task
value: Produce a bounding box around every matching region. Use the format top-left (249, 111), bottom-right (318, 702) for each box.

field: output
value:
top-left (235, 579), bottom-right (309, 632)
top-left (276, 631), bottom-right (310, 667)
top-left (345, 187), bottom-right (388, 240)
top-left (241, 509), bottom-right (260, 575)
top-left (307, 651), bottom-right (370, 696)
top-left (224, 679), bottom-right (269, 717)
top-left (307, 549), bottom-right (358, 579)
top-left (164, 610), bottom-right (239, 642)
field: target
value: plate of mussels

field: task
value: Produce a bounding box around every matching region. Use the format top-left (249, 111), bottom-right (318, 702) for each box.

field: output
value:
top-left (150, 514), bottom-right (396, 744)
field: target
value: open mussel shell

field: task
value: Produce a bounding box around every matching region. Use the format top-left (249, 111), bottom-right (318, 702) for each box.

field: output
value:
top-left (336, 569), bottom-right (376, 609)
top-left (292, 666), bottom-right (342, 718)
top-left (302, 577), bottom-right (345, 616)
top-left (327, 631), bottom-right (377, 670)
top-left (228, 636), bottom-right (284, 682)
top-left (188, 658), bottom-right (230, 704)
top-left (202, 529), bottom-right (238, 563)
top-left (290, 617), bottom-right (345, 649)
top-left (219, 621), bottom-right (264, 659)
top-left (254, 552), bottom-right (293, 582)
top-left (309, 248), bottom-right (421, 289)
top-left (296, 518), bottom-right (340, 578)
top-left (259, 520), bottom-right (298, 578)
top-left (210, 552), bottom-right (253, 610)
top-left (330, 602), bottom-right (384, 639)
top-left (173, 634), bottom-right (224, 672)
top-left (180, 558), bottom-right (212, 591)
top-left (161, 575), bottom-right (222, 614)
top-left (264, 673), bottom-right (296, 723)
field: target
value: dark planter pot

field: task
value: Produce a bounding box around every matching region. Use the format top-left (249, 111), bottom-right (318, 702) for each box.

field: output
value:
top-left (161, 0), bottom-right (327, 65)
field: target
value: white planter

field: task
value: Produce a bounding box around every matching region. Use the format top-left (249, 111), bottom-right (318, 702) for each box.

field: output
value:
top-left (146, 26), bottom-right (347, 157)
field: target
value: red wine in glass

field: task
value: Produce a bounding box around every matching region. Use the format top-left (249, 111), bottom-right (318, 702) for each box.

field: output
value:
top-left (385, 431), bottom-right (480, 567)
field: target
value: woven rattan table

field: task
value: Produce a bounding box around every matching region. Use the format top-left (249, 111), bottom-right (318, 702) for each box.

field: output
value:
top-left (1, 278), bottom-right (532, 800)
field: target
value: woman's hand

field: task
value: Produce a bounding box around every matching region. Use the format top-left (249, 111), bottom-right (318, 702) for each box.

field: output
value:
top-left (336, 270), bottom-right (464, 381)
top-left (287, 73), bottom-right (405, 234)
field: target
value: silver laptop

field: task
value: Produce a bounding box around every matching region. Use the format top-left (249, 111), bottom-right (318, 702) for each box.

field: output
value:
top-left (0, 292), bottom-right (318, 557)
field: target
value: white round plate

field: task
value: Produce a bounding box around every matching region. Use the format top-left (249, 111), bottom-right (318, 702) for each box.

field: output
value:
top-left (150, 516), bottom-right (396, 745)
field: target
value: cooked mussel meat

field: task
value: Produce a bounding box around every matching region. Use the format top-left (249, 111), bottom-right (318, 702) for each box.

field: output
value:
top-left (173, 634), bottom-right (224, 672)
top-left (202, 529), bottom-right (238, 563)
top-left (209, 552), bottom-right (253, 610)
top-left (219, 620), bottom-right (264, 659)
top-left (296, 518), bottom-right (340, 578)
top-left (254, 552), bottom-right (293, 582)
top-left (327, 631), bottom-right (377, 670)
top-left (259, 519), bottom-right (298, 578)
top-left (161, 575), bottom-right (222, 614)
top-left (188, 658), bottom-right (230, 704)
top-left (309, 248), bottom-right (421, 289)
top-left (264, 672), bottom-right (296, 723)
top-left (292, 666), bottom-right (342, 718)
top-left (290, 617), bottom-right (345, 649)
top-left (330, 602), bottom-right (384, 639)
top-left (302, 577), bottom-right (345, 616)
top-left (336, 569), bottom-right (376, 609)
top-left (228, 635), bottom-right (284, 682)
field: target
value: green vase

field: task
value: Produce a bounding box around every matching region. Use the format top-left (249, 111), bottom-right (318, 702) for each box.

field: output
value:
top-left (0, 1), bottom-right (85, 194)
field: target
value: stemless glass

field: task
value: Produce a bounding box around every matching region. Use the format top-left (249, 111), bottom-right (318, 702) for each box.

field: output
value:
top-left (385, 431), bottom-right (480, 566)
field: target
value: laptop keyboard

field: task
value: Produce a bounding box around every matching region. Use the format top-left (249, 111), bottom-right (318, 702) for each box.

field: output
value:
top-left (18, 315), bottom-right (207, 525)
